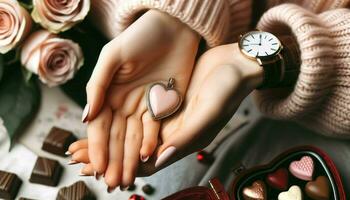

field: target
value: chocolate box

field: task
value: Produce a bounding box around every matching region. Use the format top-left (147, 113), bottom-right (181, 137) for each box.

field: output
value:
top-left (163, 146), bottom-right (346, 200)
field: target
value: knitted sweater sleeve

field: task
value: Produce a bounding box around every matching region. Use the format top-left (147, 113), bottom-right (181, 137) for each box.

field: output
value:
top-left (254, 4), bottom-right (350, 138)
top-left (89, 0), bottom-right (244, 47)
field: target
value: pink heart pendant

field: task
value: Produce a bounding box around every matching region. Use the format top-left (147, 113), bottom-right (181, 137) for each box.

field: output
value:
top-left (289, 156), bottom-right (314, 181)
top-left (147, 78), bottom-right (182, 120)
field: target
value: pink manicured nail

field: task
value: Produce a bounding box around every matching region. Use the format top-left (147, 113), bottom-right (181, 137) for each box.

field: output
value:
top-left (120, 186), bottom-right (129, 191)
top-left (68, 160), bottom-right (78, 165)
top-left (107, 186), bottom-right (116, 193)
top-left (82, 104), bottom-right (89, 123)
top-left (155, 146), bottom-right (176, 168)
top-left (65, 151), bottom-right (72, 156)
top-left (140, 155), bottom-right (150, 163)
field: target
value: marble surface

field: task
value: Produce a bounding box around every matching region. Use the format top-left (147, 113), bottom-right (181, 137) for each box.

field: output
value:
top-left (0, 86), bottom-right (148, 200)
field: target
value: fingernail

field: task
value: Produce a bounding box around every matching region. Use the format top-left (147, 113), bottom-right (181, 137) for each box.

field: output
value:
top-left (94, 171), bottom-right (101, 180)
top-left (79, 169), bottom-right (91, 176)
top-left (82, 104), bottom-right (90, 123)
top-left (140, 155), bottom-right (149, 163)
top-left (120, 186), bottom-right (129, 191)
top-left (79, 172), bottom-right (89, 176)
top-left (68, 160), bottom-right (78, 165)
top-left (107, 186), bottom-right (116, 193)
top-left (155, 146), bottom-right (176, 168)
top-left (65, 151), bottom-right (72, 156)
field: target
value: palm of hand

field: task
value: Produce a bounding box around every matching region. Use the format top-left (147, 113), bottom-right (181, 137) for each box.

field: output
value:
top-left (83, 10), bottom-right (200, 188)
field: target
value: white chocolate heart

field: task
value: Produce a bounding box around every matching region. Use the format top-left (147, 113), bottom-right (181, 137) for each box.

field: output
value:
top-left (278, 185), bottom-right (303, 200)
top-left (147, 83), bottom-right (181, 120)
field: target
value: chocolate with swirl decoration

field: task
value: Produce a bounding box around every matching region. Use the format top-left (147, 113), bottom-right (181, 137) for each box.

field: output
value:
top-left (56, 181), bottom-right (95, 200)
top-left (29, 157), bottom-right (63, 186)
top-left (0, 170), bottom-right (22, 200)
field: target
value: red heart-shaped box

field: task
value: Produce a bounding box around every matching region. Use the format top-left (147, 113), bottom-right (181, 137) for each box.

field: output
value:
top-left (163, 146), bottom-right (346, 200)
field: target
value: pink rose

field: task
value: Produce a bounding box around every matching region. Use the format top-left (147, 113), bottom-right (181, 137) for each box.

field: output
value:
top-left (21, 30), bottom-right (83, 87)
top-left (32, 0), bottom-right (90, 33)
top-left (0, 0), bottom-right (32, 53)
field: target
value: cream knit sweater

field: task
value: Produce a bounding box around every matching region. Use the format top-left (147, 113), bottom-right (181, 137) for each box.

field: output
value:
top-left (89, 0), bottom-right (350, 138)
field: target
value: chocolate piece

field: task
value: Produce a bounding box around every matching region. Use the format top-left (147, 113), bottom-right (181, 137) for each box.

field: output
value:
top-left (29, 157), bottom-right (63, 186)
top-left (42, 127), bottom-right (77, 157)
top-left (0, 170), bottom-right (22, 200)
top-left (56, 181), bottom-right (95, 200)
top-left (266, 168), bottom-right (288, 190)
top-left (129, 194), bottom-right (145, 200)
top-left (305, 176), bottom-right (330, 200)
top-left (142, 184), bottom-right (155, 195)
top-left (242, 180), bottom-right (267, 200)
top-left (19, 198), bottom-right (36, 200)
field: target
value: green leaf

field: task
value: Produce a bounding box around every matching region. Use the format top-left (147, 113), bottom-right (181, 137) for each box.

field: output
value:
top-left (0, 65), bottom-right (40, 147)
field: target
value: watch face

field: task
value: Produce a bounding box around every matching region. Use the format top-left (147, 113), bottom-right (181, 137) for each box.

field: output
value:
top-left (239, 31), bottom-right (281, 58)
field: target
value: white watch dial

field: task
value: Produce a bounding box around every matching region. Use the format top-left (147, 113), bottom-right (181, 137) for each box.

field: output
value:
top-left (240, 31), bottom-right (281, 58)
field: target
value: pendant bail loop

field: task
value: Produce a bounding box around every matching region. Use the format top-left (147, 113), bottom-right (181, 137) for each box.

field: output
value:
top-left (167, 78), bottom-right (175, 89)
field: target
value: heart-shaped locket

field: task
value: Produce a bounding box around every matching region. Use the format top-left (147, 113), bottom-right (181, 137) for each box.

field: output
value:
top-left (289, 156), bottom-right (314, 181)
top-left (278, 185), bottom-right (302, 200)
top-left (242, 180), bottom-right (267, 200)
top-left (146, 78), bottom-right (182, 120)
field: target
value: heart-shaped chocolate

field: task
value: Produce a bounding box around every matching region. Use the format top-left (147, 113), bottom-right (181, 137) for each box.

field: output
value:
top-left (242, 180), bottom-right (267, 200)
top-left (278, 185), bottom-right (302, 200)
top-left (266, 168), bottom-right (288, 190)
top-left (289, 156), bottom-right (314, 181)
top-left (147, 81), bottom-right (182, 120)
top-left (305, 176), bottom-right (330, 200)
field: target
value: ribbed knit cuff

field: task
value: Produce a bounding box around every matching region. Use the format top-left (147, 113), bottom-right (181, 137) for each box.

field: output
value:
top-left (226, 0), bottom-right (252, 42)
top-left (114, 0), bottom-right (231, 47)
top-left (254, 4), bottom-right (337, 126)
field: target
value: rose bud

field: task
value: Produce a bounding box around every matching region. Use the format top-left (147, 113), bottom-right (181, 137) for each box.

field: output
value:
top-left (21, 30), bottom-right (83, 87)
top-left (0, 0), bottom-right (32, 54)
top-left (32, 0), bottom-right (90, 33)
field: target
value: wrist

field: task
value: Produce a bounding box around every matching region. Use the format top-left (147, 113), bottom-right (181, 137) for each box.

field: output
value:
top-left (147, 10), bottom-right (201, 44)
top-left (230, 44), bottom-right (264, 90)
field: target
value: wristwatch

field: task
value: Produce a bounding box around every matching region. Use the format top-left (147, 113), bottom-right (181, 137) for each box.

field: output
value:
top-left (239, 30), bottom-right (285, 88)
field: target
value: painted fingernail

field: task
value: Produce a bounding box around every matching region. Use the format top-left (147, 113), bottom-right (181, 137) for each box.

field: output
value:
top-left (68, 160), bottom-right (78, 165)
top-left (82, 104), bottom-right (90, 123)
top-left (140, 155), bottom-right (150, 163)
top-left (107, 186), bottom-right (116, 193)
top-left (79, 172), bottom-right (89, 176)
top-left (120, 186), bottom-right (129, 191)
top-left (155, 146), bottom-right (176, 168)
top-left (65, 151), bottom-right (72, 156)
top-left (79, 168), bottom-right (91, 176)
top-left (94, 171), bottom-right (101, 180)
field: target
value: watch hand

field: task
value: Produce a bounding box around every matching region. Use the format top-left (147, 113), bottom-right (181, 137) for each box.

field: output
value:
top-left (259, 34), bottom-right (262, 45)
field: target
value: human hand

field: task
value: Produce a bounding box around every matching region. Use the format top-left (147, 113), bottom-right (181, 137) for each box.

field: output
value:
top-left (78, 9), bottom-right (200, 190)
top-left (69, 43), bottom-right (263, 187)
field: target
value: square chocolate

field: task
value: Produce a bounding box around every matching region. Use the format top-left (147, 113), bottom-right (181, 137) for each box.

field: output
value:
top-left (29, 157), bottom-right (63, 186)
top-left (0, 170), bottom-right (22, 200)
top-left (42, 127), bottom-right (77, 157)
top-left (56, 181), bottom-right (95, 200)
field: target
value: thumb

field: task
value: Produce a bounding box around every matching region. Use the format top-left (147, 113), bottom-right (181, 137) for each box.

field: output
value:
top-left (154, 127), bottom-right (201, 168)
top-left (82, 42), bottom-right (121, 122)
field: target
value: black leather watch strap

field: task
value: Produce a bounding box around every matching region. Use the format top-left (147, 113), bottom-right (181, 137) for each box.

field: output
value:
top-left (258, 35), bottom-right (300, 89)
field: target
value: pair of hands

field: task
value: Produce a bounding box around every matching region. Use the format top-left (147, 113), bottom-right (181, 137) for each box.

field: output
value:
top-left (67, 10), bottom-right (263, 191)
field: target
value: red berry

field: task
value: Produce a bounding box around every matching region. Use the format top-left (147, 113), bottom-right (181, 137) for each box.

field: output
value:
top-left (129, 194), bottom-right (146, 200)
